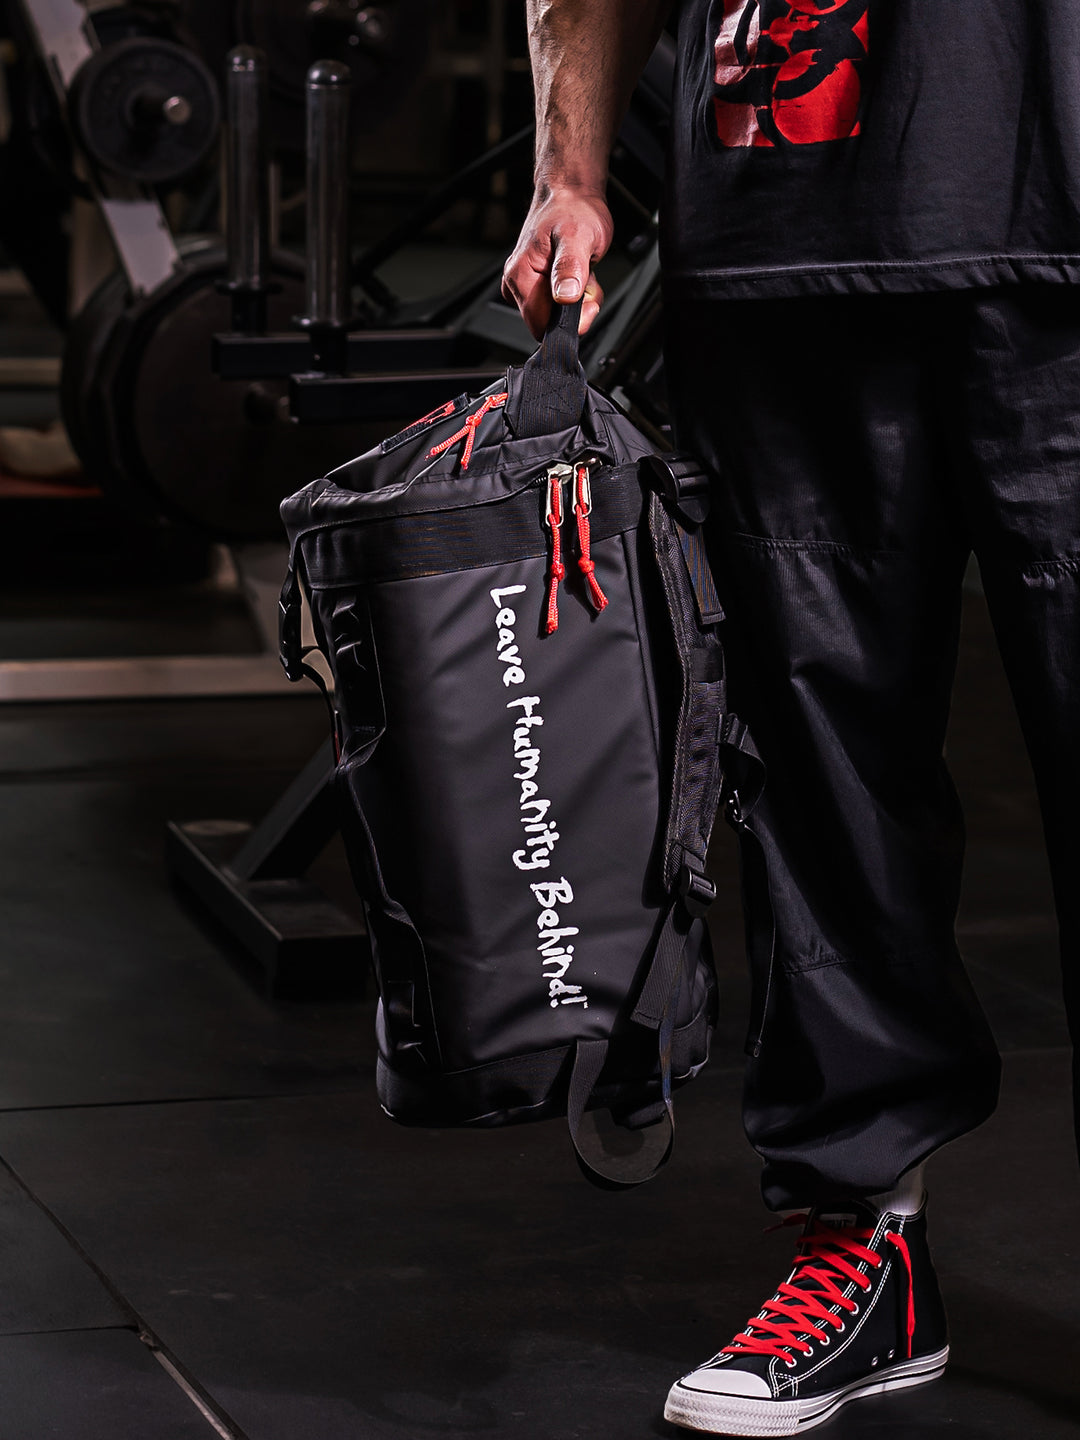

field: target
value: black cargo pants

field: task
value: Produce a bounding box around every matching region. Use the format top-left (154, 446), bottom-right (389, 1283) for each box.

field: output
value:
top-left (665, 285), bottom-right (1080, 1210)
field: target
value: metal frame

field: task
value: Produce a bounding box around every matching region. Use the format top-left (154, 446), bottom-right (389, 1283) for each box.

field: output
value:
top-left (166, 740), bottom-right (367, 1001)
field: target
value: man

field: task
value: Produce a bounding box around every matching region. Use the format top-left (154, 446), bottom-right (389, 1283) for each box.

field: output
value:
top-left (502, 1), bottom-right (1080, 1435)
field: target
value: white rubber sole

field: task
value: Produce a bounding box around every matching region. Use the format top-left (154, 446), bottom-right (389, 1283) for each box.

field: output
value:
top-left (663, 1346), bottom-right (949, 1436)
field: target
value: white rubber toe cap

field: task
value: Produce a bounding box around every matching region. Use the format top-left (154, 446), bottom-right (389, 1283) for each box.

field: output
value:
top-left (678, 1363), bottom-right (773, 1398)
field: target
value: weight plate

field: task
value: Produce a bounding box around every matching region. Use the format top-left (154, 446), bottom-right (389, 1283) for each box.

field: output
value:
top-left (64, 245), bottom-right (392, 540)
top-left (70, 37), bottom-right (221, 185)
top-left (59, 267), bottom-right (129, 479)
top-left (60, 236), bottom-right (216, 503)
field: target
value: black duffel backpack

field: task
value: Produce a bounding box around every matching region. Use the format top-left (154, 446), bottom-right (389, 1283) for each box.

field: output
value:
top-left (278, 301), bottom-right (761, 1186)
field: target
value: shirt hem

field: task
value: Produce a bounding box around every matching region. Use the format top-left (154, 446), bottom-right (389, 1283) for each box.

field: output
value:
top-left (662, 255), bottom-right (1080, 300)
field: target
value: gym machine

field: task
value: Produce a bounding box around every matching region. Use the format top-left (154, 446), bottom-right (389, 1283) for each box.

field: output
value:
top-left (0, 0), bottom-right (453, 704)
top-left (212, 54), bottom-right (507, 424)
top-left (1, 0), bottom-right (301, 701)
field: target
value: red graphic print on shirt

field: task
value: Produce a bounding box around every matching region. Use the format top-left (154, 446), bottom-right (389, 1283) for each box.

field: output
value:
top-left (712, 0), bottom-right (869, 147)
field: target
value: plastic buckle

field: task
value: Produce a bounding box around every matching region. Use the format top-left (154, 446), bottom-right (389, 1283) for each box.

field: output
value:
top-left (642, 453), bottom-right (711, 526)
top-left (677, 863), bottom-right (717, 918)
top-left (718, 713), bottom-right (748, 751)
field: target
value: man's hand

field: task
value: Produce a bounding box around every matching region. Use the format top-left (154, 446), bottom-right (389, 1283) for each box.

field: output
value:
top-left (501, 185), bottom-right (614, 340)
top-left (505, 0), bottom-right (669, 341)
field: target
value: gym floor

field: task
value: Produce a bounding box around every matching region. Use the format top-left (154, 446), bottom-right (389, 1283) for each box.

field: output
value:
top-left (0, 305), bottom-right (1078, 1440)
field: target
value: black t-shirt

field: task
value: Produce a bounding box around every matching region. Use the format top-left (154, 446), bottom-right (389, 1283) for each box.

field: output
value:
top-left (662, 0), bottom-right (1080, 298)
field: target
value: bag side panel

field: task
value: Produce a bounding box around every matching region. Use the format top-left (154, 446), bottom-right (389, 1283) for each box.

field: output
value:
top-left (332, 540), bottom-right (667, 1075)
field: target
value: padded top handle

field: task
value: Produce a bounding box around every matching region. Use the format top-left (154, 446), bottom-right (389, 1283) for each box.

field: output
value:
top-left (506, 298), bottom-right (587, 439)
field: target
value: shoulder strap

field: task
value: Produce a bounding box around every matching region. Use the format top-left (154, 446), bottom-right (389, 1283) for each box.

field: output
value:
top-left (647, 485), bottom-right (729, 897)
top-left (504, 299), bottom-right (588, 438)
top-left (567, 467), bottom-right (765, 1189)
top-left (614, 474), bottom-right (763, 1177)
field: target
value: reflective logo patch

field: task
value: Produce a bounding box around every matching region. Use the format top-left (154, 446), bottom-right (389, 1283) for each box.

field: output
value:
top-left (712, 0), bottom-right (869, 147)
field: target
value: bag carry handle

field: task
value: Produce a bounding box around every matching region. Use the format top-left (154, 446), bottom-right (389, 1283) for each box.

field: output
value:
top-left (505, 298), bottom-right (588, 439)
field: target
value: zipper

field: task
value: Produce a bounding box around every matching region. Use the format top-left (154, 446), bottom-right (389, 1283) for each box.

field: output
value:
top-left (572, 460), bottom-right (609, 614)
top-left (379, 393), bottom-right (471, 455)
top-left (543, 463), bottom-right (572, 634)
top-left (541, 457), bottom-right (610, 633)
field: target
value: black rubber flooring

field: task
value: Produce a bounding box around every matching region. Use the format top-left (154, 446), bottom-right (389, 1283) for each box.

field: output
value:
top-left (0, 593), bottom-right (1075, 1439)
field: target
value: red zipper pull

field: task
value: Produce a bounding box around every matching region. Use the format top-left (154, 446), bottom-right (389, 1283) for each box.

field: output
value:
top-left (574, 463), bottom-right (608, 614)
top-left (545, 471), bottom-right (566, 635)
top-left (427, 391), bottom-right (509, 468)
top-left (412, 398), bottom-right (458, 428)
top-left (458, 399), bottom-right (490, 470)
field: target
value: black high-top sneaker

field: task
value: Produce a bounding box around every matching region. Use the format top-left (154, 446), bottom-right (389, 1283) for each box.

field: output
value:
top-left (664, 1196), bottom-right (948, 1436)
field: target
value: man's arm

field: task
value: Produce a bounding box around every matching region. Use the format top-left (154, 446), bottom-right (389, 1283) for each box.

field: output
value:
top-left (502, 0), bottom-right (673, 338)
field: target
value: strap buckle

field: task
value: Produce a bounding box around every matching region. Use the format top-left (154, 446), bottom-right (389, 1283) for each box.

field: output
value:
top-left (642, 452), bottom-right (711, 526)
top-left (677, 862), bottom-right (716, 918)
top-left (717, 711), bottom-right (766, 822)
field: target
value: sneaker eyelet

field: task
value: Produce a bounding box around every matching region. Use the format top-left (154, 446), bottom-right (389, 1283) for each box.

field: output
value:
top-left (836, 1322), bottom-right (846, 1334)
top-left (849, 1303), bottom-right (859, 1316)
top-left (820, 1337), bottom-right (830, 1348)
top-left (784, 1357), bottom-right (797, 1369)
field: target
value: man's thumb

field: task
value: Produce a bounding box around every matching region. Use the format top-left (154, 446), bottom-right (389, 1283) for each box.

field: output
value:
top-left (552, 272), bottom-right (584, 302)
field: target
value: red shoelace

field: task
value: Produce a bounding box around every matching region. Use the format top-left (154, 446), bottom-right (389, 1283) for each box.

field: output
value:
top-left (722, 1214), bottom-right (915, 1366)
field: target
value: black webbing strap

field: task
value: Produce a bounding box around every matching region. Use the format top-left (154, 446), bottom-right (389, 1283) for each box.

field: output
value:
top-left (278, 559), bottom-right (430, 1056)
top-left (680, 526), bottom-right (724, 625)
top-left (566, 1033), bottom-right (676, 1190)
top-left (618, 486), bottom-right (766, 1167)
top-left (632, 899), bottom-right (695, 1030)
top-left (296, 467), bottom-right (645, 590)
top-left (279, 563), bottom-right (340, 749)
top-left (278, 560), bottom-right (306, 682)
top-left (718, 713), bottom-right (765, 821)
top-left (504, 299), bottom-right (587, 439)
top-left (338, 798), bottom-right (432, 1059)
top-left (648, 490), bottom-right (727, 896)
top-left (639, 453), bottom-right (724, 624)
top-left (737, 819), bottom-right (776, 1061)
top-left (715, 716), bottom-right (773, 1061)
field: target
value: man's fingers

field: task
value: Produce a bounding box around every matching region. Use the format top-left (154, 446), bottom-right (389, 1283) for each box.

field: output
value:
top-left (504, 264), bottom-right (604, 340)
top-left (503, 257), bottom-right (555, 339)
top-left (502, 201), bottom-right (613, 339)
top-left (523, 288), bottom-right (554, 340)
top-left (579, 272), bottom-right (604, 334)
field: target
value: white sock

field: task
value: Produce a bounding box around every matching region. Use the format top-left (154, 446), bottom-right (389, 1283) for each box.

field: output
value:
top-left (869, 1163), bottom-right (926, 1217)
